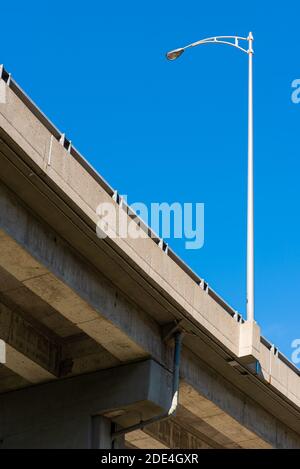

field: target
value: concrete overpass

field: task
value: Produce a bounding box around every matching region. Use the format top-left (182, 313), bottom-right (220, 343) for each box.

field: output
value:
top-left (0, 65), bottom-right (299, 449)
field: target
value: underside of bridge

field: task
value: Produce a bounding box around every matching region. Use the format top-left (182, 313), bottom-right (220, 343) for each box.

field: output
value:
top-left (0, 67), bottom-right (299, 449)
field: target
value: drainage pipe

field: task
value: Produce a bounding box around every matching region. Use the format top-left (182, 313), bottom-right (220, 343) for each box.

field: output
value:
top-left (111, 331), bottom-right (183, 441)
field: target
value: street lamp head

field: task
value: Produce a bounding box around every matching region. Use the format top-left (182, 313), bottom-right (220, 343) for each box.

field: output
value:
top-left (166, 48), bottom-right (185, 61)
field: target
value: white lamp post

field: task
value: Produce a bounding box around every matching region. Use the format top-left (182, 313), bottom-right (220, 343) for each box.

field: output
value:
top-left (166, 33), bottom-right (255, 323)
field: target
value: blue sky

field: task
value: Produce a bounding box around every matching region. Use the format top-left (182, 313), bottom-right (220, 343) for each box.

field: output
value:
top-left (1, 1), bottom-right (299, 359)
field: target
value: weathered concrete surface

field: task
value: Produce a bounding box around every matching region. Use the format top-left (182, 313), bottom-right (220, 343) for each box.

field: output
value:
top-left (126, 430), bottom-right (168, 449)
top-left (0, 74), bottom-right (299, 448)
top-left (0, 301), bottom-right (60, 377)
top-left (92, 416), bottom-right (125, 449)
top-left (0, 181), bottom-right (299, 447)
top-left (0, 339), bottom-right (5, 364)
top-left (127, 417), bottom-right (213, 449)
top-left (0, 184), bottom-right (160, 365)
top-left (0, 81), bottom-right (299, 407)
top-left (0, 360), bottom-right (171, 449)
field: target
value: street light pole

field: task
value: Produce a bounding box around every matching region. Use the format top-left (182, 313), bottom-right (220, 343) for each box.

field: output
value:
top-left (247, 32), bottom-right (254, 323)
top-left (166, 33), bottom-right (255, 323)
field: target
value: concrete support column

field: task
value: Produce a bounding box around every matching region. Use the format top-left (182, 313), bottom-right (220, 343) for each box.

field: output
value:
top-left (0, 412), bottom-right (92, 449)
top-left (91, 416), bottom-right (113, 449)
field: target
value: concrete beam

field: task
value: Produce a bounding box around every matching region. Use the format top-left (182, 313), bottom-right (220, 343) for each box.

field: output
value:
top-left (0, 229), bottom-right (150, 362)
top-left (143, 418), bottom-right (212, 449)
top-left (0, 298), bottom-right (122, 384)
top-left (0, 339), bottom-right (4, 363)
top-left (61, 335), bottom-right (121, 376)
top-left (0, 359), bottom-right (171, 449)
top-left (175, 405), bottom-right (241, 449)
top-left (3, 343), bottom-right (56, 384)
top-left (126, 429), bottom-right (168, 449)
top-left (125, 411), bottom-right (237, 449)
top-left (180, 348), bottom-right (300, 449)
top-left (0, 182), bottom-right (162, 364)
top-left (180, 383), bottom-right (270, 448)
top-left (123, 404), bottom-right (269, 449)
top-left (0, 301), bottom-right (60, 379)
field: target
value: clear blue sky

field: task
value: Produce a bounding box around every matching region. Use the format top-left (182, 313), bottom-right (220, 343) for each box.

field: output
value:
top-left (2, 1), bottom-right (299, 360)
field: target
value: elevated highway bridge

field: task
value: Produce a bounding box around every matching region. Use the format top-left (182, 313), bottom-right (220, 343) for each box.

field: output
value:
top-left (0, 66), bottom-right (299, 448)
